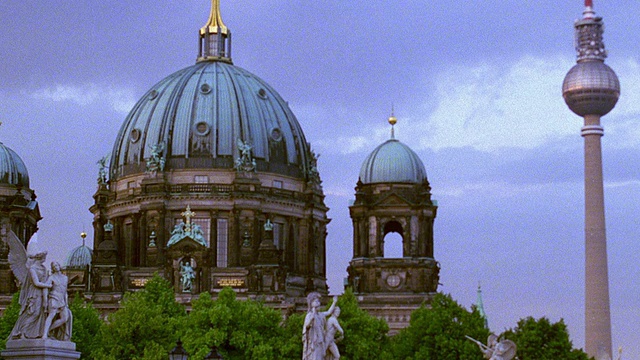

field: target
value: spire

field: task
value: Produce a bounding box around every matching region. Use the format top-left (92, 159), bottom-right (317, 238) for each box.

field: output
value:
top-left (574, 0), bottom-right (606, 62)
top-left (476, 283), bottom-right (489, 329)
top-left (388, 106), bottom-right (397, 139)
top-left (198, 0), bottom-right (232, 63)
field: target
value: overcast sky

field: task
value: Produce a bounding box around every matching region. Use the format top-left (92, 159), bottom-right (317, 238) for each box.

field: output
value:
top-left (2, 0), bottom-right (639, 355)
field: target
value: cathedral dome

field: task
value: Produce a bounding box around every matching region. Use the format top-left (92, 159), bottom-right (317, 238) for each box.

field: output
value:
top-left (0, 142), bottom-right (29, 187)
top-left (65, 244), bottom-right (92, 269)
top-left (359, 139), bottom-right (427, 184)
top-left (110, 60), bottom-right (312, 180)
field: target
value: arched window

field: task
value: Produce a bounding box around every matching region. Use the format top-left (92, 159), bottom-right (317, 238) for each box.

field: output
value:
top-left (383, 221), bottom-right (404, 258)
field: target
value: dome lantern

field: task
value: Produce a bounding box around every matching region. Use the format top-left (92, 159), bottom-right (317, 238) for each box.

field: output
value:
top-left (198, 0), bottom-right (232, 63)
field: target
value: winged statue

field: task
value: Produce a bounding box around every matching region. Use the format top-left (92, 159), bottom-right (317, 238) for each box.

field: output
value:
top-left (5, 231), bottom-right (52, 340)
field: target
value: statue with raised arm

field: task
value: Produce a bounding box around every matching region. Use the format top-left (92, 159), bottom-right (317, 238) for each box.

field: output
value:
top-left (324, 306), bottom-right (344, 360)
top-left (97, 155), bottom-right (109, 185)
top-left (302, 293), bottom-right (338, 360)
top-left (467, 334), bottom-right (517, 360)
top-left (5, 231), bottom-right (52, 339)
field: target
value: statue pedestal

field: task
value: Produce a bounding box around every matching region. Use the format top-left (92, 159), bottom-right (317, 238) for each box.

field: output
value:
top-left (1, 339), bottom-right (81, 360)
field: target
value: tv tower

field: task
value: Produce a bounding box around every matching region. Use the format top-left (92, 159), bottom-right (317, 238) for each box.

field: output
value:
top-left (562, 1), bottom-right (619, 359)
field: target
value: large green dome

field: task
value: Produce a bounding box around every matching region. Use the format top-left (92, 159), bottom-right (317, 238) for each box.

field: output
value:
top-left (359, 139), bottom-right (427, 184)
top-left (110, 61), bottom-right (312, 180)
top-left (0, 142), bottom-right (29, 187)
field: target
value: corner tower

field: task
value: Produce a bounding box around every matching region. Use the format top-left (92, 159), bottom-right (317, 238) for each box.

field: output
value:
top-left (562, 1), bottom-right (619, 358)
top-left (90, 0), bottom-right (329, 309)
top-left (346, 115), bottom-right (439, 333)
top-left (0, 141), bottom-right (41, 297)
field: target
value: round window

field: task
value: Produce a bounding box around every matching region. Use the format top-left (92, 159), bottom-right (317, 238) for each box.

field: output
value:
top-left (270, 128), bottom-right (283, 142)
top-left (130, 128), bottom-right (141, 143)
top-left (200, 83), bottom-right (212, 94)
top-left (194, 121), bottom-right (210, 136)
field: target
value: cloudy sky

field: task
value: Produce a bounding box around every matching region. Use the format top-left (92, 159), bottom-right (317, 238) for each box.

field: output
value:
top-left (2, 0), bottom-right (640, 355)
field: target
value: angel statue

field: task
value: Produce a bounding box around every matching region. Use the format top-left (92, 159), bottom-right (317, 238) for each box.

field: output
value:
top-left (467, 334), bottom-right (517, 360)
top-left (6, 231), bottom-right (52, 340)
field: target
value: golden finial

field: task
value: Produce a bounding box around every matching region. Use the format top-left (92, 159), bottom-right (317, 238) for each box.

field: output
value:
top-left (388, 105), bottom-right (397, 139)
top-left (80, 230), bottom-right (87, 247)
top-left (200, 0), bottom-right (228, 36)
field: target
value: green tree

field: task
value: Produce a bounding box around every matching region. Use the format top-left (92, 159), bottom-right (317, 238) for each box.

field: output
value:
top-left (332, 289), bottom-right (389, 360)
top-left (500, 317), bottom-right (591, 360)
top-left (69, 294), bottom-right (104, 359)
top-left (0, 292), bottom-right (20, 350)
top-left (93, 274), bottom-right (185, 360)
top-left (387, 293), bottom-right (489, 360)
top-left (182, 288), bottom-right (286, 360)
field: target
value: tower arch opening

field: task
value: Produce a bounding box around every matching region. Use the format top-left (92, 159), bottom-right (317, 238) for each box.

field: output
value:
top-left (383, 221), bottom-right (403, 258)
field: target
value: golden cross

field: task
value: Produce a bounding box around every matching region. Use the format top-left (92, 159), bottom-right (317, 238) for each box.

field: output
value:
top-left (181, 205), bottom-right (196, 226)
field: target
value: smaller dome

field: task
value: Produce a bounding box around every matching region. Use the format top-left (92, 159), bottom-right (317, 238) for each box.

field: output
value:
top-left (563, 61), bottom-right (620, 116)
top-left (65, 245), bottom-right (93, 269)
top-left (0, 143), bottom-right (29, 187)
top-left (359, 139), bottom-right (427, 184)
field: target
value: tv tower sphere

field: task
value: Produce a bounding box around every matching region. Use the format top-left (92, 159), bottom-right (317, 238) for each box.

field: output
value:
top-left (563, 61), bottom-right (619, 116)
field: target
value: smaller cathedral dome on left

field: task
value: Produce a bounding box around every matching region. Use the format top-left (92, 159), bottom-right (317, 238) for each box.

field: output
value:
top-left (0, 141), bottom-right (41, 296)
top-left (0, 142), bottom-right (30, 187)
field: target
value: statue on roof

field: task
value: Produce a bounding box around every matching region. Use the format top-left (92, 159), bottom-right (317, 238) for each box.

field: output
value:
top-left (167, 206), bottom-right (207, 247)
top-left (97, 155), bottom-right (109, 185)
top-left (145, 142), bottom-right (166, 175)
top-left (307, 149), bottom-right (322, 186)
top-left (235, 138), bottom-right (256, 172)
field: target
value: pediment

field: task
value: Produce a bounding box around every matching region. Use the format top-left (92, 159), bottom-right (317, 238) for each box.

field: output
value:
top-left (374, 193), bottom-right (411, 207)
top-left (167, 236), bottom-right (207, 252)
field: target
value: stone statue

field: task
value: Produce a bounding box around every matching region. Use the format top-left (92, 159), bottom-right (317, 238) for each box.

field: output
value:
top-left (235, 138), bottom-right (256, 172)
top-left (42, 262), bottom-right (72, 341)
top-left (302, 293), bottom-right (338, 360)
top-left (307, 149), bottom-right (322, 185)
top-left (467, 334), bottom-right (517, 360)
top-left (5, 231), bottom-right (52, 339)
top-left (96, 155), bottom-right (109, 185)
top-left (324, 306), bottom-right (344, 360)
top-left (167, 221), bottom-right (207, 247)
top-left (180, 261), bottom-right (196, 293)
top-left (145, 142), bottom-right (166, 174)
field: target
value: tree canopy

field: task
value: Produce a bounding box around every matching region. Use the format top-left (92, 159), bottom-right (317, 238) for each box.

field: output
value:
top-left (500, 317), bottom-right (591, 360)
top-left (386, 293), bottom-right (489, 360)
top-left (0, 284), bottom-right (592, 360)
top-left (92, 274), bottom-right (186, 360)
